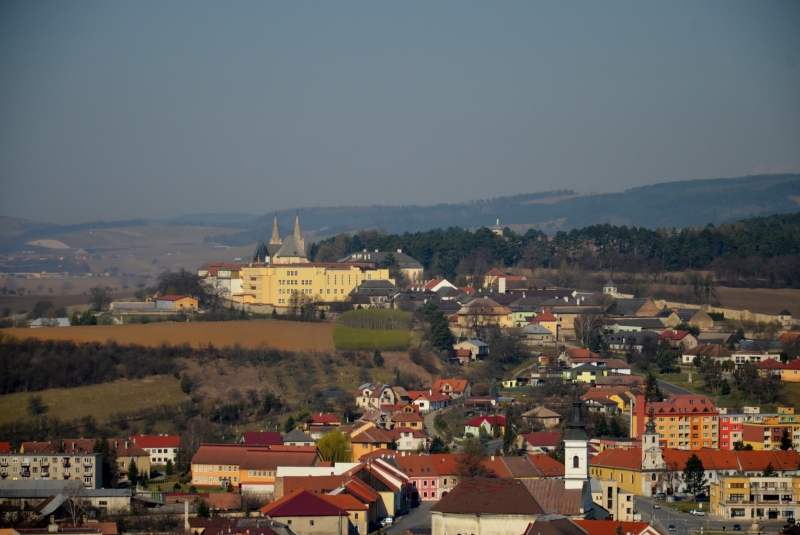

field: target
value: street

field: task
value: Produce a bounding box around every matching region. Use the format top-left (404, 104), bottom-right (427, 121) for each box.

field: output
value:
top-left (384, 501), bottom-right (434, 535)
top-left (657, 379), bottom-right (693, 396)
top-left (635, 495), bottom-right (787, 535)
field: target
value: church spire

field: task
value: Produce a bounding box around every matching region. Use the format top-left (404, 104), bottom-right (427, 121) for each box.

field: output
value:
top-left (269, 213), bottom-right (282, 245)
top-left (294, 211), bottom-right (304, 252)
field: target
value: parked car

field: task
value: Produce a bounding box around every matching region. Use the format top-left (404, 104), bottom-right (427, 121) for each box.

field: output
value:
top-left (380, 517), bottom-right (394, 527)
top-left (654, 504), bottom-right (661, 509)
top-left (732, 525), bottom-right (741, 531)
top-left (788, 518), bottom-right (796, 525)
top-left (669, 526), bottom-right (677, 531)
top-left (690, 509), bottom-right (706, 516)
top-left (656, 493), bottom-right (667, 500)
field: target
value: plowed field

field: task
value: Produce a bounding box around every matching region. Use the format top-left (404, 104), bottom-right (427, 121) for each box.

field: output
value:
top-left (2, 320), bottom-right (334, 351)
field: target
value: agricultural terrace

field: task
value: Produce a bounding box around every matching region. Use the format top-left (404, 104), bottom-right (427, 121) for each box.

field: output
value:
top-left (334, 309), bottom-right (414, 351)
top-left (1, 320), bottom-right (334, 351)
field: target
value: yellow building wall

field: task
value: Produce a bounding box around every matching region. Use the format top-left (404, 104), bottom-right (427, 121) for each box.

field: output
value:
top-left (590, 466), bottom-right (643, 495)
top-left (782, 369), bottom-right (800, 382)
top-left (191, 462), bottom-right (243, 487)
top-left (240, 265), bottom-right (390, 308)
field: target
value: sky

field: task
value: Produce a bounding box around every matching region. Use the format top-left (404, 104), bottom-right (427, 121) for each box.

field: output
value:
top-left (0, 1), bottom-right (798, 224)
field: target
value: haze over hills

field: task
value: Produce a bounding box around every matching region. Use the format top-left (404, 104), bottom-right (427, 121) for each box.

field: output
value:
top-left (1, 174), bottom-right (799, 255)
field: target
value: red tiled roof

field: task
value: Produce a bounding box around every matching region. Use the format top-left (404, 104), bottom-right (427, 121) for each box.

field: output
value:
top-left (191, 444), bottom-right (320, 470)
top-left (659, 330), bottom-right (690, 340)
top-left (388, 427), bottom-right (427, 439)
top-left (432, 478), bottom-right (545, 515)
top-left (307, 413), bottom-right (341, 425)
top-left (23, 438), bottom-right (147, 457)
top-left (157, 295), bottom-right (189, 301)
top-left (424, 279), bottom-right (446, 291)
top-left (0, 441), bottom-right (11, 454)
top-left (519, 431), bottom-right (561, 447)
top-left (282, 475), bottom-right (348, 496)
top-left (260, 489), bottom-right (349, 517)
top-left (240, 432), bottom-right (283, 446)
top-left (779, 333), bottom-right (800, 344)
top-left (526, 453), bottom-right (566, 477)
top-left (564, 348), bottom-right (600, 359)
top-left (685, 345), bottom-right (733, 358)
top-left (756, 358), bottom-right (784, 369)
top-left (532, 311), bottom-right (558, 323)
top-left (130, 435), bottom-right (180, 449)
top-left (466, 415), bottom-right (506, 427)
top-left (591, 448), bottom-right (643, 470)
top-left (783, 359), bottom-right (800, 370)
top-left (407, 390), bottom-right (451, 403)
top-left (319, 493), bottom-right (368, 511)
top-left (485, 268), bottom-right (507, 277)
top-left (458, 287), bottom-right (476, 294)
top-left (391, 412), bottom-right (423, 423)
top-left (433, 379), bottom-right (469, 393)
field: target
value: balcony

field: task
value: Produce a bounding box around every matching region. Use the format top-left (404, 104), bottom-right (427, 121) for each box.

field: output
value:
top-left (40, 461), bottom-right (49, 467)
top-left (0, 461), bottom-right (7, 467)
top-left (21, 461), bottom-right (30, 467)
top-left (62, 462), bottom-right (71, 468)
top-left (83, 480), bottom-right (92, 487)
top-left (83, 459), bottom-right (92, 465)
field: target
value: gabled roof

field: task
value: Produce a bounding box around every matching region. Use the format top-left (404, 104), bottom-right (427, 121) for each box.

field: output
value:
top-left (574, 521), bottom-right (655, 535)
top-left (519, 431), bottom-right (562, 447)
top-left (407, 390), bottom-right (450, 403)
top-left (307, 413), bottom-right (341, 425)
top-left (388, 427), bottom-right (427, 439)
top-left (0, 442), bottom-right (11, 454)
top-left (433, 379), bottom-right (469, 393)
top-left (281, 429), bottom-right (316, 444)
top-left (130, 435), bottom-right (181, 449)
top-left (756, 358), bottom-right (784, 369)
top-left (521, 479), bottom-right (587, 516)
top-left (156, 295), bottom-right (189, 301)
top-left (527, 453), bottom-right (566, 477)
top-left (684, 345), bottom-right (733, 358)
top-left (465, 415), bottom-right (506, 427)
top-left (391, 412), bottom-right (423, 423)
top-left (659, 330), bottom-right (691, 341)
top-left (784, 359), bottom-right (800, 370)
top-left (485, 268), bottom-right (507, 277)
top-left (241, 432), bottom-right (283, 446)
top-left (319, 493), bottom-right (368, 511)
top-left (563, 348), bottom-right (600, 359)
top-left (431, 478), bottom-right (546, 515)
top-left (591, 447), bottom-right (643, 470)
top-left (533, 311), bottom-right (558, 322)
top-left (522, 407), bottom-right (561, 419)
top-left (523, 324), bottom-right (554, 335)
top-left (260, 489), bottom-right (349, 517)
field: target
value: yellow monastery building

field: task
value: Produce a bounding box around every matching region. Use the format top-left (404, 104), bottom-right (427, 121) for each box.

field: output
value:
top-left (233, 214), bottom-right (392, 312)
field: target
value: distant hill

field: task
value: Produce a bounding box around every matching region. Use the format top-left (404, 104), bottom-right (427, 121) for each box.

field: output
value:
top-left (206, 174), bottom-right (800, 245)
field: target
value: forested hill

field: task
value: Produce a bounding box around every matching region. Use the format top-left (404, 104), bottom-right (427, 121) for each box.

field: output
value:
top-left (206, 174), bottom-right (800, 245)
top-left (309, 212), bottom-right (800, 287)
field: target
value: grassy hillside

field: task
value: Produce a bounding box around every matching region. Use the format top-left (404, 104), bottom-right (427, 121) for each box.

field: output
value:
top-left (332, 325), bottom-right (412, 351)
top-left (0, 375), bottom-right (189, 426)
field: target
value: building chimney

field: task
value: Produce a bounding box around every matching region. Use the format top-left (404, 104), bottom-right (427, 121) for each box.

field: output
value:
top-left (184, 499), bottom-right (190, 531)
top-left (125, 441), bottom-right (130, 449)
top-left (397, 249), bottom-right (402, 254)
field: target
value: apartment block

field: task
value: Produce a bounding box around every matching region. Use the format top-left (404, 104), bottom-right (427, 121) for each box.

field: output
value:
top-left (711, 475), bottom-right (800, 520)
top-left (0, 451), bottom-right (102, 489)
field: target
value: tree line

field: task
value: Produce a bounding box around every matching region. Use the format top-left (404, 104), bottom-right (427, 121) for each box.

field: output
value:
top-left (307, 212), bottom-right (800, 287)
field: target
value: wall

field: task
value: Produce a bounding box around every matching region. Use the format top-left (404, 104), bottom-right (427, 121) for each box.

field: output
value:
top-left (431, 512), bottom-right (539, 535)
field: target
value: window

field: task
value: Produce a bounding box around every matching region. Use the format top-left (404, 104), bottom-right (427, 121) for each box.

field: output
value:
top-left (309, 520), bottom-right (314, 526)
top-left (354, 514), bottom-right (359, 520)
top-left (573, 456), bottom-right (580, 468)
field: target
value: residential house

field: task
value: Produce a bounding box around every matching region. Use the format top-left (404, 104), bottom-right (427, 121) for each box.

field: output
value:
top-left (529, 311), bottom-right (559, 338)
top-left (778, 310), bottom-right (794, 327)
top-left (306, 413), bottom-right (342, 429)
top-left (609, 299), bottom-right (661, 317)
top-left (348, 279), bottom-right (399, 308)
top-left (349, 458), bottom-right (409, 518)
top-left (521, 323), bottom-right (556, 347)
top-left (259, 489), bottom-right (354, 535)
top-left (564, 364), bottom-right (607, 385)
top-left (517, 431), bottom-right (562, 454)
top-left (756, 358), bottom-right (785, 377)
top-left (521, 407), bottom-right (561, 429)
top-left (355, 383), bottom-right (398, 410)
top-left (588, 479), bottom-right (636, 522)
top-left (558, 348), bottom-right (600, 366)
top-left (346, 422), bottom-right (395, 461)
top-left (276, 474), bottom-right (381, 525)
top-left (433, 379), bottom-right (471, 399)
top-left (29, 317), bottom-right (71, 327)
top-left (782, 360), bottom-right (800, 382)
top-left (452, 339), bottom-right (489, 361)
top-left (407, 390), bottom-right (450, 413)
top-left (681, 344), bottom-right (733, 365)
top-left (449, 348), bottom-right (472, 365)
top-left (456, 298), bottom-right (514, 330)
top-left (582, 397), bottom-right (619, 415)
top-left (197, 262), bottom-right (247, 302)
top-left (697, 332), bottom-right (739, 346)
top-left (605, 331), bottom-right (660, 351)
top-left (658, 330), bottom-right (698, 350)
top-left (390, 412), bottom-right (423, 430)
top-left (281, 429), bottom-right (316, 447)
top-left (464, 416), bottom-right (505, 437)
top-left (155, 295), bottom-right (198, 311)
top-left (130, 435), bottom-right (181, 466)
top-left (338, 250), bottom-right (424, 283)
top-left (388, 428), bottom-right (428, 452)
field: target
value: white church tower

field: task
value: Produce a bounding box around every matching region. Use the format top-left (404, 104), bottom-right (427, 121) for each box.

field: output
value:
top-left (564, 392), bottom-right (589, 490)
top-left (641, 407), bottom-right (665, 497)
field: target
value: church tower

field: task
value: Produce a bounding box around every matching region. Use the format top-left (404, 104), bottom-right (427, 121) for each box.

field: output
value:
top-left (269, 214), bottom-right (282, 245)
top-left (641, 407), bottom-right (665, 496)
top-left (564, 392), bottom-right (589, 489)
top-left (293, 212), bottom-right (305, 252)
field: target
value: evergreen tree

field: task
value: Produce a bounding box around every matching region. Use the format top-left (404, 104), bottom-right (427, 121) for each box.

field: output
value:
top-left (196, 501), bottom-right (210, 518)
top-left (165, 459), bottom-right (174, 476)
top-left (262, 392), bottom-right (282, 414)
top-left (683, 454), bottom-right (708, 498)
top-left (490, 379), bottom-right (499, 397)
top-left (594, 416), bottom-right (609, 437)
top-left (492, 414), bottom-right (500, 439)
top-left (478, 426), bottom-right (490, 446)
top-left (283, 416), bottom-right (295, 433)
top-left (762, 462), bottom-right (777, 477)
top-left (429, 437), bottom-right (450, 454)
top-left (92, 436), bottom-right (117, 488)
top-left (609, 416), bottom-right (623, 437)
top-left (126, 458), bottom-right (139, 483)
top-left (173, 447), bottom-right (189, 475)
top-left (502, 405), bottom-right (516, 455)
top-left (780, 428), bottom-right (794, 451)
top-left (616, 523), bottom-right (624, 535)
top-left (373, 350), bottom-right (384, 368)
top-left (430, 313), bottom-right (455, 351)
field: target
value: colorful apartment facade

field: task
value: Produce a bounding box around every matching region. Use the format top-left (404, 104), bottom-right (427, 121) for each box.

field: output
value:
top-left (0, 451), bottom-right (102, 488)
top-left (632, 394), bottom-right (719, 450)
top-left (711, 475), bottom-right (800, 520)
top-left (720, 414), bottom-right (745, 450)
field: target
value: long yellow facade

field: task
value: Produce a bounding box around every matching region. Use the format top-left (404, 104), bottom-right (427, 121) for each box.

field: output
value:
top-left (237, 263), bottom-right (391, 309)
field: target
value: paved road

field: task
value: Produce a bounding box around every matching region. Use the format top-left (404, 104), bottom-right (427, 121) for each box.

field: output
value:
top-left (423, 409), bottom-right (444, 440)
top-left (384, 501), bottom-right (434, 535)
top-left (635, 495), bottom-right (786, 535)
top-left (658, 380), bottom-right (693, 396)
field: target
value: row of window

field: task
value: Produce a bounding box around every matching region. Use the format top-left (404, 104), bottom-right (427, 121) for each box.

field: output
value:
top-left (194, 464), bottom-right (238, 473)
top-left (194, 475), bottom-right (239, 483)
top-left (247, 470), bottom-right (276, 478)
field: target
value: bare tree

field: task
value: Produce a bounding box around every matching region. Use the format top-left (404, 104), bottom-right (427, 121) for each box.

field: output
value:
top-left (573, 311), bottom-right (603, 348)
top-left (61, 483), bottom-right (90, 527)
top-left (657, 460), bottom-right (681, 496)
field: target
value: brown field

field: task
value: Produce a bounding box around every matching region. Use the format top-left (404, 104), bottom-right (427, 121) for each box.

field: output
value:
top-left (1, 320), bottom-right (335, 351)
top-left (716, 287), bottom-right (800, 316)
top-left (0, 291), bottom-right (134, 316)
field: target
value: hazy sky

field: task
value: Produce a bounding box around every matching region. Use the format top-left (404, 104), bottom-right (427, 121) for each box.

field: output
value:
top-left (1, 1), bottom-right (798, 224)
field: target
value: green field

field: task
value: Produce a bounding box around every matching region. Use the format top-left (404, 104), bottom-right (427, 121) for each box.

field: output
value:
top-left (332, 325), bottom-right (412, 351)
top-left (337, 308), bottom-right (413, 330)
top-left (0, 375), bottom-right (190, 426)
